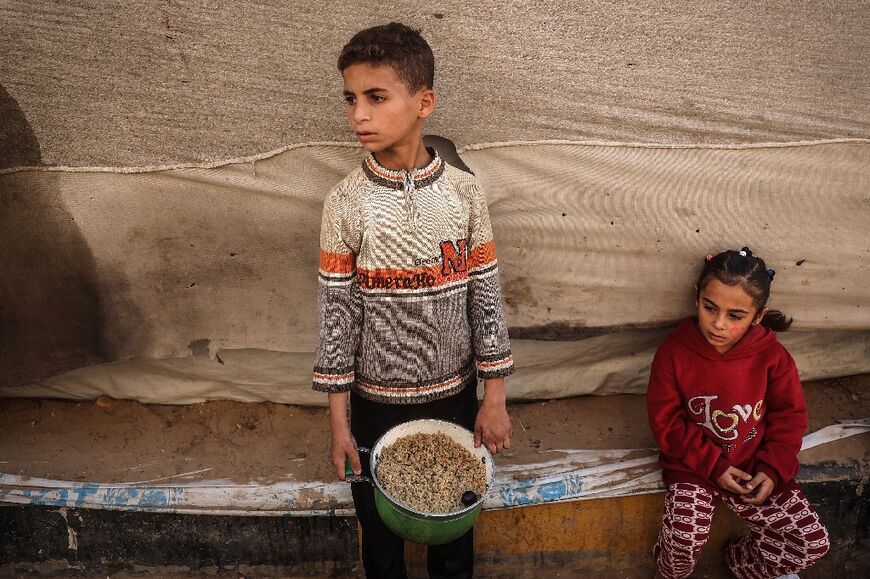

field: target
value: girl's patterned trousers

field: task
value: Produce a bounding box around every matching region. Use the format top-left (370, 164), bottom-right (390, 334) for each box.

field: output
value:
top-left (654, 482), bottom-right (829, 579)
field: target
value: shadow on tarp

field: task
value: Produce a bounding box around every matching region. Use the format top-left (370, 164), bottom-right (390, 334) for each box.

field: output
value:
top-left (0, 83), bottom-right (148, 388)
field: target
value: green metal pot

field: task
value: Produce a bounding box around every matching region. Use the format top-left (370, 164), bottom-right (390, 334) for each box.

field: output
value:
top-left (347, 419), bottom-right (494, 545)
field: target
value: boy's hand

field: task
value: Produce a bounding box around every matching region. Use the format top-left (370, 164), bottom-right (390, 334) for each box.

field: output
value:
top-left (327, 392), bottom-right (360, 480)
top-left (740, 471), bottom-right (774, 505)
top-left (716, 466), bottom-right (753, 494)
top-left (330, 425), bottom-right (361, 481)
top-left (474, 378), bottom-right (512, 454)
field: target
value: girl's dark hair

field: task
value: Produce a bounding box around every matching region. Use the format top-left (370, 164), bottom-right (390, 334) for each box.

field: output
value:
top-left (696, 247), bottom-right (793, 332)
top-left (338, 22), bottom-right (435, 93)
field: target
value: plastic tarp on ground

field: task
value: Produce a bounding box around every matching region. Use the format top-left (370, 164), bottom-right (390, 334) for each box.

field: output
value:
top-left (1, 421), bottom-right (866, 516)
top-left (1, 1), bottom-right (869, 401)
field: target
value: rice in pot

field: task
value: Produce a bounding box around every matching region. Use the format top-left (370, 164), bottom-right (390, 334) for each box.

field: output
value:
top-left (376, 432), bottom-right (487, 514)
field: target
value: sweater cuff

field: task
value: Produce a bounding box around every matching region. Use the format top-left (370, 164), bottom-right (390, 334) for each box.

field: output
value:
top-left (756, 462), bottom-right (782, 491)
top-left (312, 367), bottom-right (355, 393)
top-left (710, 455), bottom-right (732, 483)
top-left (476, 352), bottom-right (514, 379)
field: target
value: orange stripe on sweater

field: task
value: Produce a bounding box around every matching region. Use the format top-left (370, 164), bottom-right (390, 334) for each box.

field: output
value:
top-left (319, 250), bottom-right (355, 274)
top-left (479, 356), bottom-right (513, 368)
top-left (313, 371), bottom-right (354, 382)
top-left (365, 157), bottom-right (441, 181)
top-left (468, 240), bottom-right (497, 269)
top-left (358, 368), bottom-right (473, 394)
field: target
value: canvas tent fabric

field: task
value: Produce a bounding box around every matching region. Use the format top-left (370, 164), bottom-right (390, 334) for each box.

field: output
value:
top-left (1, 2), bottom-right (868, 402)
top-left (2, 328), bottom-right (868, 405)
top-left (2, 1), bottom-right (869, 168)
top-left (2, 141), bottom-right (868, 402)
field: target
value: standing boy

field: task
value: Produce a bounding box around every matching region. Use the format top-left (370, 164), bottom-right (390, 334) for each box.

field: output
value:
top-left (312, 22), bottom-right (514, 579)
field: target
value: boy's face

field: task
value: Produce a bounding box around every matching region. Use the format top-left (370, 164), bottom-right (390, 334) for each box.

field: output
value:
top-left (342, 62), bottom-right (435, 157)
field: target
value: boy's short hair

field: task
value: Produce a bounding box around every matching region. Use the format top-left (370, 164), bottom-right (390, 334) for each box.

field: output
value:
top-left (338, 22), bottom-right (434, 92)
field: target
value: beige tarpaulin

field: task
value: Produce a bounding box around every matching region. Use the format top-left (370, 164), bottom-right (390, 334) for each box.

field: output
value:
top-left (1, 2), bottom-right (868, 401)
top-left (2, 1), bottom-right (868, 166)
top-left (2, 142), bottom-right (868, 401)
top-left (3, 329), bottom-right (868, 405)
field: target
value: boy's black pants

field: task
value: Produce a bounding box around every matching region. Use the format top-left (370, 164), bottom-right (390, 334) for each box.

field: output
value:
top-left (350, 381), bottom-right (479, 579)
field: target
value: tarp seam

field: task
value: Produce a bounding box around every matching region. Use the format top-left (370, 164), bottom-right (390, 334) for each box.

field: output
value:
top-left (456, 137), bottom-right (870, 153)
top-left (2, 138), bottom-right (868, 177)
top-left (0, 141), bottom-right (363, 176)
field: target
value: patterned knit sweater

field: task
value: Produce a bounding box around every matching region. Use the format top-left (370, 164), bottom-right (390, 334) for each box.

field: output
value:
top-left (312, 149), bottom-right (514, 404)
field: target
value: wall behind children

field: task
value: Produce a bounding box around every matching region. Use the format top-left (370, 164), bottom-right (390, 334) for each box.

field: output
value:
top-left (1, 1), bottom-right (868, 403)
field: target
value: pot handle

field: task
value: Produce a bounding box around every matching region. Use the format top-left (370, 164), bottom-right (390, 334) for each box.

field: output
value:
top-left (344, 447), bottom-right (371, 483)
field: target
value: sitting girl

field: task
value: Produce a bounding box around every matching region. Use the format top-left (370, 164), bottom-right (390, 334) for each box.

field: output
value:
top-left (647, 248), bottom-right (829, 579)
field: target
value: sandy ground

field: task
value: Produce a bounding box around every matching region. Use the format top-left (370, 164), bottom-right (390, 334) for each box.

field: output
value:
top-left (1, 375), bottom-right (867, 485)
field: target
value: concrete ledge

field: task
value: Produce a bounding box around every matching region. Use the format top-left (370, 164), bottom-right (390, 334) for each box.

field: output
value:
top-left (0, 507), bottom-right (358, 577)
top-left (2, 469), bottom-right (866, 577)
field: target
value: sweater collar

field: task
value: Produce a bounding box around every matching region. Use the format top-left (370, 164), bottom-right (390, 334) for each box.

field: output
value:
top-left (672, 317), bottom-right (778, 360)
top-left (362, 147), bottom-right (444, 190)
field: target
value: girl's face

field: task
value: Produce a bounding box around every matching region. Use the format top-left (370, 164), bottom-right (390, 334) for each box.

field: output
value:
top-left (696, 277), bottom-right (767, 354)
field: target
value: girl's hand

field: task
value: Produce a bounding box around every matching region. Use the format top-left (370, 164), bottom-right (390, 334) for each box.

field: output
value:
top-left (330, 423), bottom-right (361, 481)
top-left (716, 466), bottom-right (753, 494)
top-left (740, 472), bottom-right (774, 505)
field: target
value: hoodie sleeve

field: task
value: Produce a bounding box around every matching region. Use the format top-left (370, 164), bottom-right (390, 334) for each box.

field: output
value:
top-left (466, 180), bottom-right (514, 379)
top-left (749, 349), bottom-right (807, 490)
top-left (647, 340), bottom-right (732, 483)
top-left (312, 185), bottom-right (363, 392)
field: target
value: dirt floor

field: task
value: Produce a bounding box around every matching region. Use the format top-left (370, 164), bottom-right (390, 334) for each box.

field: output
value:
top-left (1, 374), bottom-right (867, 485)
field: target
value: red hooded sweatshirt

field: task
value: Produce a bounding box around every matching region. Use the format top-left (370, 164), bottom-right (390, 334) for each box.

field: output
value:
top-left (647, 318), bottom-right (807, 494)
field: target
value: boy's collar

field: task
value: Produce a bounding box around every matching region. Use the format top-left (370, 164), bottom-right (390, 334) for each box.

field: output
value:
top-left (363, 147), bottom-right (444, 190)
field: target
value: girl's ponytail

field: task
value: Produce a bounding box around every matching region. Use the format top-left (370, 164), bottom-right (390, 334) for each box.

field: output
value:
top-left (760, 309), bottom-right (793, 332)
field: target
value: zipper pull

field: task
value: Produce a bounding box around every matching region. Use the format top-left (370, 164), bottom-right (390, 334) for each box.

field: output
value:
top-left (403, 171), bottom-right (418, 226)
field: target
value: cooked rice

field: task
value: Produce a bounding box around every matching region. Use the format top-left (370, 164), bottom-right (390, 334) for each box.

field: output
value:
top-left (376, 432), bottom-right (487, 514)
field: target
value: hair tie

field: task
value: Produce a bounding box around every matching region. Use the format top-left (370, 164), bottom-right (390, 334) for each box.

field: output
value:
top-left (767, 268), bottom-right (775, 280)
top-left (705, 254), bottom-right (713, 262)
top-left (738, 250), bottom-right (747, 257)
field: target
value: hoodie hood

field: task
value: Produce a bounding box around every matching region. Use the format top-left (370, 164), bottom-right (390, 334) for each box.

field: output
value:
top-left (670, 317), bottom-right (779, 361)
